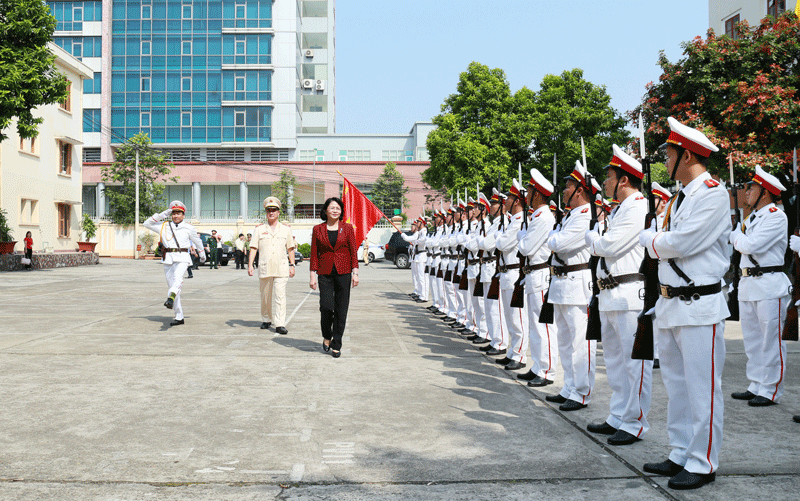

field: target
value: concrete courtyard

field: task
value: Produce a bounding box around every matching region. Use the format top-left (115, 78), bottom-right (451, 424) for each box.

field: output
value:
top-left (0, 258), bottom-right (798, 500)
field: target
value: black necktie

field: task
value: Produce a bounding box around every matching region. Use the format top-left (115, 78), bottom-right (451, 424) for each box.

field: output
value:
top-left (674, 191), bottom-right (686, 213)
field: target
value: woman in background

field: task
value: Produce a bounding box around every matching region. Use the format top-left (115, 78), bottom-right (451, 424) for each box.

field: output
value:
top-left (24, 231), bottom-right (33, 270)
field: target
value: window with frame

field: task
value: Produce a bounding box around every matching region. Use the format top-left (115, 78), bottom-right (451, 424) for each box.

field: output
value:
top-left (20, 199), bottom-right (39, 225)
top-left (58, 141), bottom-right (72, 175)
top-left (339, 150), bottom-right (371, 161)
top-left (234, 111), bottom-right (245, 126)
top-left (58, 203), bottom-right (71, 238)
top-left (60, 81), bottom-right (72, 111)
top-left (767, 0), bottom-right (786, 17)
top-left (141, 112), bottom-right (151, 127)
top-left (235, 2), bottom-right (245, 18)
top-left (182, 76), bottom-right (192, 91)
top-left (141, 40), bottom-right (151, 55)
top-left (141, 76), bottom-right (151, 92)
top-left (182, 40), bottom-right (192, 55)
top-left (298, 149), bottom-right (324, 161)
top-left (182, 112), bottom-right (191, 127)
top-left (725, 14), bottom-right (740, 39)
top-left (182, 4), bottom-right (192, 19)
top-left (142, 3), bottom-right (151, 19)
top-left (382, 150), bottom-right (414, 161)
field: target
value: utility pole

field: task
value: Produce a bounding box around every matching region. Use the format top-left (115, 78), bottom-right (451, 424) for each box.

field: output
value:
top-left (312, 148), bottom-right (318, 219)
top-left (134, 148), bottom-right (139, 259)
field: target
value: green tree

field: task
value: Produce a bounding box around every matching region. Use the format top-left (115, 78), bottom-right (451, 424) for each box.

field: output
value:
top-left (630, 13), bottom-right (800, 179)
top-left (272, 169), bottom-right (300, 217)
top-left (371, 162), bottom-right (410, 215)
top-left (0, 0), bottom-right (69, 142)
top-left (100, 133), bottom-right (176, 226)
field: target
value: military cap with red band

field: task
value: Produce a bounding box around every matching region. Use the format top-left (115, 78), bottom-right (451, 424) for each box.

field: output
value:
top-left (651, 182), bottom-right (672, 201)
top-left (169, 200), bottom-right (187, 212)
top-left (750, 164), bottom-right (786, 196)
top-left (509, 178), bottom-right (527, 199)
top-left (607, 144), bottom-right (643, 180)
top-left (566, 160), bottom-right (602, 194)
top-left (528, 168), bottom-right (554, 197)
top-left (478, 192), bottom-right (490, 210)
top-left (661, 116), bottom-right (719, 158)
top-left (491, 188), bottom-right (507, 202)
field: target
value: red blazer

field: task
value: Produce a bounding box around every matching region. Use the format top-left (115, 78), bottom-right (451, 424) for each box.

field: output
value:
top-left (310, 222), bottom-right (359, 275)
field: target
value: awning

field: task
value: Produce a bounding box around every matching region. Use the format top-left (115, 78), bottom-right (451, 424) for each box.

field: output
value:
top-left (53, 135), bottom-right (83, 145)
top-left (53, 200), bottom-right (83, 205)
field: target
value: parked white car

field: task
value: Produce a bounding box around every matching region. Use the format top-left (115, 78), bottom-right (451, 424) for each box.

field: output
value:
top-left (359, 242), bottom-right (385, 263)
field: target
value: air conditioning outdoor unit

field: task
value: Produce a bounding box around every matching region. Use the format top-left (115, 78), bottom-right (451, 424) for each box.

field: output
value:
top-left (315, 79), bottom-right (325, 91)
top-left (304, 49), bottom-right (314, 58)
top-left (302, 79), bottom-right (314, 89)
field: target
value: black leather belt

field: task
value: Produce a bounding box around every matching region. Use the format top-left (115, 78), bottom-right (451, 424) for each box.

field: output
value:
top-left (481, 256), bottom-right (498, 264)
top-left (741, 265), bottom-right (783, 277)
top-left (163, 247), bottom-right (188, 252)
top-left (659, 282), bottom-right (722, 301)
top-left (550, 262), bottom-right (589, 277)
top-left (468, 258), bottom-right (482, 265)
top-left (498, 263), bottom-right (522, 273)
top-left (522, 262), bottom-right (550, 274)
top-left (431, 252), bottom-right (441, 257)
top-left (597, 273), bottom-right (644, 290)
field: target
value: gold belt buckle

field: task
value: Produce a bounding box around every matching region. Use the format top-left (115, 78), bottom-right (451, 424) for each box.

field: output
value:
top-left (659, 284), bottom-right (670, 298)
top-left (741, 268), bottom-right (750, 277)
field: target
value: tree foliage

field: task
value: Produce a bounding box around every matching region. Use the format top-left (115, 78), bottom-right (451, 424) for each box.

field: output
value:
top-left (101, 133), bottom-right (176, 226)
top-left (424, 64), bottom-right (630, 195)
top-left (0, 0), bottom-right (69, 142)
top-left (630, 12), bottom-right (800, 180)
top-left (371, 162), bottom-right (410, 215)
top-left (272, 168), bottom-right (300, 215)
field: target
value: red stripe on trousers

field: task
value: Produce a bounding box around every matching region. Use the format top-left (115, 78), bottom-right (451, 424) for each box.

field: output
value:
top-left (706, 324), bottom-right (716, 472)
top-left (772, 298), bottom-right (784, 401)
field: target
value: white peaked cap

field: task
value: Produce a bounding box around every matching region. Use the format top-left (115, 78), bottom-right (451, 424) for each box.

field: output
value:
top-left (528, 168), bottom-right (554, 196)
top-left (751, 164), bottom-right (786, 195)
top-left (651, 182), bottom-right (672, 201)
top-left (510, 178), bottom-right (527, 199)
top-left (663, 116), bottom-right (719, 157)
top-left (608, 144), bottom-right (643, 179)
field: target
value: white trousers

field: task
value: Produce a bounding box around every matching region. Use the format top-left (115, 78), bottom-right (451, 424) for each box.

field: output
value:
top-left (260, 276), bottom-right (288, 326)
top-left (501, 288), bottom-right (529, 363)
top-left (163, 262), bottom-right (189, 320)
top-left (527, 290), bottom-right (558, 380)
top-left (411, 260), bottom-right (421, 296)
top-left (430, 270), bottom-right (441, 308)
top-left (419, 262), bottom-right (429, 300)
top-left (445, 275), bottom-right (458, 317)
top-left (469, 279), bottom-right (487, 337)
top-left (486, 294), bottom-right (508, 350)
top-left (554, 304), bottom-right (596, 404)
top-left (601, 309), bottom-right (653, 438)
top-left (739, 297), bottom-right (788, 402)
top-left (657, 321), bottom-right (725, 474)
top-left (458, 282), bottom-right (471, 327)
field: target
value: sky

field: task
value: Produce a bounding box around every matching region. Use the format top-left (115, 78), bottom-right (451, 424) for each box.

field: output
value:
top-left (333, 0), bottom-right (711, 135)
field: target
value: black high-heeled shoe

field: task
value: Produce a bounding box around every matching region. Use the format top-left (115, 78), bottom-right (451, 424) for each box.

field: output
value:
top-left (322, 341), bottom-right (331, 352)
top-left (331, 350), bottom-right (341, 358)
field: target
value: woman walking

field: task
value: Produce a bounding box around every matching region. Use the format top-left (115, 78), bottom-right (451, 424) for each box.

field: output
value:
top-left (309, 197), bottom-right (359, 358)
top-left (23, 231), bottom-right (33, 270)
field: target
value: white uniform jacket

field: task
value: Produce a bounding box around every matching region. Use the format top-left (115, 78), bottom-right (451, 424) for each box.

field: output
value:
top-left (144, 210), bottom-right (205, 265)
top-left (463, 220), bottom-right (481, 279)
top-left (589, 193), bottom-right (647, 311)
top-left (496, 211), bottom-right (525, 290)
top-left (645, 172), bottom-right (731, 328)
top-left (730, 203), bottom-right (791, 302)
top-left (518, 205), bottom-right (555, 294)
top-left (431, 227), bottom-right (443, 270)
top-left (476, 217), bottom-right (500, 281)
top-left (546, 203), bottom-right (592, 305)
top-left (414, 228), bottom-right (428, 263)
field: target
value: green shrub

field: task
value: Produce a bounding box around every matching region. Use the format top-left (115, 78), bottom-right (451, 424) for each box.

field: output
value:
top-left (297, 243), bottom-right (311, 258)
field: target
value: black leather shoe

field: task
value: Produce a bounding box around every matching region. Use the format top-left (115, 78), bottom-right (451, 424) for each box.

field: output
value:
top-left (414, 298), bottom-right (426, 303)
top-left (442, 317), bottom-right (456, 323)
top-left (517, 371), bottom-right (537, 381)
top-left (164, 297), bottom-right (174, 309)
top-left (527, 375), bottom-right (554, 387)
top-left (495, 357), bottom-right (512, 365)
top-left (748, 395), bottom-right (777, 407)
top-left (667, 469), bottom-right (716, 490)
top-left (559, 400), bottom-right (587, 411)
top-left (322, 342), bottom-right (331, 353)
top-left (473, 337), bottom-right (490, 345)
top-left (260, 322), bottom-right (271, 329)
top-left (466, 334), bottom-right (479, 341)
top-left (504, 360), bottom-right (526, 371)
top-left (607, 429), bottom-right (641, 446)
top-left (793, 415), bottom-right (800, 423)
top-left (331, 350), bottom-right (341, 358)
top-left (426, 306), bottom-right (435, 310)
top-left (169, 319), bottom-right (184, 326)
top-left (653, 358), bottom-right (660, 369)
top-left (276, 326), bottom-right (288, 335)
top-left (485, 348), bottom-right (506, 356)
top-left (545, 394), bottom-right (567, 404)
top-left (731, 390), bottom-right (756, 400)
top-left (643, 459), bottom-right (683, 477)
top-left (433, 310), bottom-right (446, 316)
top-left (479, 344), bottom-right (494, 352)
top-left (587, 422), bottom-right (617, 435)
top-left (450, 323), bottom-right (466, 329)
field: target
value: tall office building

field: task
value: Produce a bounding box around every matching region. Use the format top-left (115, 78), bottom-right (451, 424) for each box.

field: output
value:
top-left (47, 0), bottom-right (336, 162)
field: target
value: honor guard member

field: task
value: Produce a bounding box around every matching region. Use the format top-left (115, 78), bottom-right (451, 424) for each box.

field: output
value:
top-left (143, 201), bottom-right (205, 326)
top-left (478, 189), bottom-right (510, 356)
top-left (452, 199), bottom-right (472, 330)
top-left (585, 145), bottom-right (653, 445)
top-left (429, 209), bottom-right (447, 315)
top-left (517, 169), bottom-right (559, 386)
top-left (638, 116), bottom-right (728, 490)
top-left (545, 161), bottom-right (600, 411)
top-left (730, 165), bottom-right (790, 406)
top-left (495, 179), bottom-right (529, 371)
top-left (401, 219), bottom-right (418, 298)
top-left (402, 219), bottom-right (428, 303)
top-left (463, 197), bottom-right (488, 339)
top-left (441, 207), bottom-right (459, 323)
top-left (417, 216), bottom-right (430, 302)
top-left (652, 182), bottom-right (672, 218)
top-left (447, 200), bottom-right (468, 329)
top-left (466, 193), bottom-right (492, 344)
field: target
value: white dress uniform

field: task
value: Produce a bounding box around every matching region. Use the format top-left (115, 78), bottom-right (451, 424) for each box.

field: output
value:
top-left (444, 224), bottom-right (459, 318)
top-left (430, 224), bottom-right (444, 311)
top-left (547, 201), bottom-right (595, 404)
top-left (454, 220), bottom-right (472, 327)
top-left (588, 192), bottom-right (653, 438)
top-left (518, 204), bottom-right (558, 381)
top-left (497, 209), bottom-right (529, 364)
top-left (478, 214), bottom-right (507, 349)
top-left (143, 206), bottom-right (205, 322)
top-left (642, 169), bottom-right (730, 475)
top-left (731, 202), bottom-right (790, 403)
top-left (465, 218), bottom-right (487, 337)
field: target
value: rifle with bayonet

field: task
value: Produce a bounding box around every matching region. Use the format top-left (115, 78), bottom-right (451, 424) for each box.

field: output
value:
top-left (727, 155), bottom-right (741, 321)
top-left (459, 211), bottom-right (470, 291)
top-left (487, 195), bottom-right (505, 300)
top-left (585, 167), bottom-right (602, 342)
top-left (510, 189), bottom-right (528, 308)
top-left (539, 154), bottom-right (560, 325)
top-left (783, 147), bottom-right (800, 341)
top-left (474, 184), bottom-right (486, 297)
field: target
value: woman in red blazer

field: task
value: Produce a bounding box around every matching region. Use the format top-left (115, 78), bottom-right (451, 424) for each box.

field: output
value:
top-left (309, 197), bottom-right (359, 358)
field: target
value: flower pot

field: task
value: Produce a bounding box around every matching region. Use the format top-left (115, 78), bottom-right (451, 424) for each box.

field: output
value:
top-left (77, 242), bottom-right (98, 252)
top-left (0, 241), bottom-right (17, 254)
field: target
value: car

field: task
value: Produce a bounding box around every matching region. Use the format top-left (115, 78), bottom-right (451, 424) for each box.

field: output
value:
top-left (359, 242), bottom-right (385, 263)
top-left (198, 233), bottom-right (232, 266)
top-left (384, 231), bottom-right (411, 269)
top-left (294, 250), bottom-right (304, 263)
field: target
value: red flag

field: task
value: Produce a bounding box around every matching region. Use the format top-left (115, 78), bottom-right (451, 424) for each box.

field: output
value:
top-left (341, 176), bottom-right (385, 243)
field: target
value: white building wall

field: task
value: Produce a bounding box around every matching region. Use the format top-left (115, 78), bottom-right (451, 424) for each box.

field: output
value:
top-left (709, 0), bottom-right (798, 33)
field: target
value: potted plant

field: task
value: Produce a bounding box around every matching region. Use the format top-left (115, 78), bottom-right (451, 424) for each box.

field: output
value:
top-left (0, 208), bottom-right (16, 254)
top-left (77, 213), bottom-right (99, 252)
top-left (138, 232), bottom-right (157, 257)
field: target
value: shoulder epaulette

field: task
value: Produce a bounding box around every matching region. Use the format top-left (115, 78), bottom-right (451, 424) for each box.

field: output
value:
top-left (535, 212), bottom-right (541, 218)
top-left (704, 179), bottom-right (720, 188)
top-left (581, 208), bottom-right (589, 213)
top-left (770, 207), bottom-right (778, 213)
top-left (635, 195), bottom-right (644, 200)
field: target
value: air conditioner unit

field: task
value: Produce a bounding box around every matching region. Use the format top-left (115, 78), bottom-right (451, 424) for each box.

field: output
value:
top-left (304, 49), bottom-right (314, 58)
top-left (302, 79), bottom-right (313, 89)
top-left (315, 79), bottom-right (325, 91)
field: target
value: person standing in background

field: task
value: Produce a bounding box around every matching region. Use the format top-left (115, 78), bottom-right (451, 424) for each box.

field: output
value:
top-left (234, 233), bottom-right (246, 269)
top-left (207, 230), bottom-right (219, 269)
top-left (24, 231), bottom-right (33, 270)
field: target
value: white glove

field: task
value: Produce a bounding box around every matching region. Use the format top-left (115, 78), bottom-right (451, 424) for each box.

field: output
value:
top-left (199, 257), bottom-right (206, 264)
top-left (159, 208), bottom-right (173, 219)
top-left (585, 229), bottom-right (600, 247)
top-left (790, 234), bottom-right (800, 253)
top-left (548, 225), bottom-right (561, 239)
top-left (639, 220), bottom-right (658, 249)
top-left (517, 228), bottom-right (527, 241)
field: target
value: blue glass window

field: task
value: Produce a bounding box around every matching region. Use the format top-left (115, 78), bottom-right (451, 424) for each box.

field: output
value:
top-left (83, 109), bottom-right (101, 132)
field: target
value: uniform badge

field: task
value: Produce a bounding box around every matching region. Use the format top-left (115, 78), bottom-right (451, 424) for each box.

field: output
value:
top-left (535, 212), bottom-right (541, 217)
top-left (770, 207), bottom-right (778, 213)
top-left (581, 208), bottom-right (589, 213)
top-left (704, 179), bottom-right (720, 188)
top-left (635, 195), bottom-right (644, 200)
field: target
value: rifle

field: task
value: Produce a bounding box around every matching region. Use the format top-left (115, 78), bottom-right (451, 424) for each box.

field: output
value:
top-left (632, 114), bottom-right (657, 360)
top-left (727, 155), bottom-right (741, 321)
top-left (539, 154), bottom-right (559, 324)
top-left (487, 199), bottom-right (505, 300)
top-left (458, 213), bottom-right (470, 290)
top-left (784, 147), bottom-right (800, 341)
top-left (474, 208), bottom-right (486, 297)
top-left (585, 169), bottom-right (602, 342)
top-left (510, 191), bottom-right (528, 308)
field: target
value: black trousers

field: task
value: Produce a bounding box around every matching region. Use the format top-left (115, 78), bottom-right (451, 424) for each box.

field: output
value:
top-left (318, 273), bottom-right (352, 351)
top-left (24, 248), bottom-right (32, 269)
top-left (235, 249), bottom-right (244, 268)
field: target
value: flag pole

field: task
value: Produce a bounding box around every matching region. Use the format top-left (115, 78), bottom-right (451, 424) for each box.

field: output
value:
top-left (336, 170), bottom-right (401, 232)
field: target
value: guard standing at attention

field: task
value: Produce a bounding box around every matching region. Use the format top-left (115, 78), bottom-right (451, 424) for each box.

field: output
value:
top-left (638, 116), bottom-right (729, 490)
top-left (143, 200), bottom-right (205, 326)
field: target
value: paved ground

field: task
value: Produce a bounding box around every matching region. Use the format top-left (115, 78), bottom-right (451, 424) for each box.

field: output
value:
top-left (0, 258), bottom-right (798, 500)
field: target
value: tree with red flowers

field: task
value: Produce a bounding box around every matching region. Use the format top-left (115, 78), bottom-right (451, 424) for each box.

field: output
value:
top-left (630, 12), bottom-right (800, 180)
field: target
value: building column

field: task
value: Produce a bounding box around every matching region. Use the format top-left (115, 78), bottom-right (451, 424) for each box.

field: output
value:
top-left (239, 181), bottom-right (248, 220)
top-left (192, 182), bottom-right (201, 220)
top-left (97, 182), bottom-right (106, 218)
